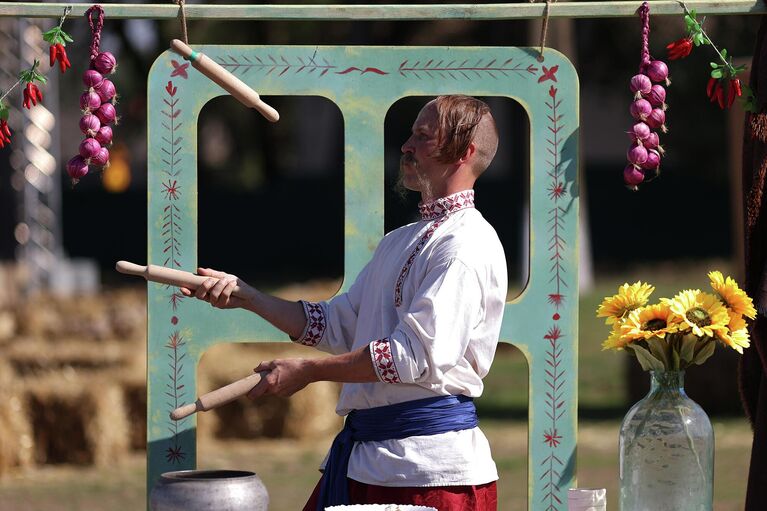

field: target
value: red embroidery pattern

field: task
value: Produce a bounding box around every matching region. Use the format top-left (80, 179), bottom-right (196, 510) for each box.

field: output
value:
top-left (372, 339), bottom-right (401, 384)
top-left (417, 190), bottom-right (475, 220)
top-left (395, 191), bottom-right (475, 307)
top-left (297, 301), bottom-right (326, 347)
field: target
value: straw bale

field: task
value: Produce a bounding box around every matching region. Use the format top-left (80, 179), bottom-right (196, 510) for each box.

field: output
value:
top-left (119, 375), bottom-right (147, 451)
top-left (0, 309), bottom-right (16, 343)
top-left (7, 339), bottom-right (128, 376)
top-left (283, 381), bottom-right (342, 439)
top-left (25, 373), bottom-right (129, 465)
top-left (105, 288), bottom-right (146, 341)
top-left (82, 381), bottom-right (130, 466)
top-left (0, 385), bottom-right (34, 475)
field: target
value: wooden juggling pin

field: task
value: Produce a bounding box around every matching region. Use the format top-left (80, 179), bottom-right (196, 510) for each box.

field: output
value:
top-left (170, 39), bottom-right (279, 122)
top-left (170, 372), bottom-right (268, 420)
top-left (115, 261), bottom-right (245, 298)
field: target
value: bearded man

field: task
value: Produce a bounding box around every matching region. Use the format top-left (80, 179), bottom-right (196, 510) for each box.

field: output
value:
top-left (182, 95), bottom-right (507, 510)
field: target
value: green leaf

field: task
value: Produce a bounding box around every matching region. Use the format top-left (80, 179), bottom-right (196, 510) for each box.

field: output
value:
top-left (628, 344), bottom-right (666, 372)
top-left (711, 68), bottom-right (724, 79)
top-left (693, 33), bottom-right (705, 46)
top-left (692, 339), bottom-right (717, 366)
top-left (721, 48), bottom-right (728, 59)
top-left (62, 32), bottom-right (73, 43)
top-left (0, 106), bottom-right (8, 121)
top-left (710, 62), bottom-right (719, 69)
top-left (679, 335), bottom-right (698, 364)
top-left (646, 337), bottom-right (670, 368)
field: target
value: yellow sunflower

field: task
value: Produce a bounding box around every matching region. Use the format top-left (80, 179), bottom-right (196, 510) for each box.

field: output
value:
top-left (601, 324), bottom-right (630, 351)
top-left (620, 303), bottom-right (680, 341)
top-left (708, 271), bottom-right (757, 319)
top-left (597, 281), bottom-right (655, 325)
top-left (716, 313), bottom-right (751, 354)
top-left (664, 289), bottom-right (730, 338)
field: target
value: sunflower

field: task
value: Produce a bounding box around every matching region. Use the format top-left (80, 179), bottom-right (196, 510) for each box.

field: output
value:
top-left (597, 281), bottom-right (655, 325)
top-left (601, 324), bottom-right (630, 351)
top-left (708, 271), bottom-right (757, 319)
top-left (664, 289), bottom-right (730, 338)
top-left (716, 313), bottom-right (751, 354)
top-left (620, 303), bottom-right (680, 341)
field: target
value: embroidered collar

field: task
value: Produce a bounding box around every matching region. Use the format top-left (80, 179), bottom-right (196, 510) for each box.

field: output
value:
top-left (418, 190), bottom-right (475, 221)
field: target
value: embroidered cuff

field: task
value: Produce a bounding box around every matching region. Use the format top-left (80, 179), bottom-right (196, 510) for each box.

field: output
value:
top-left (369, 338), bottom-right (402, 384)
top-left (294, 301), bottom-right (326, 347)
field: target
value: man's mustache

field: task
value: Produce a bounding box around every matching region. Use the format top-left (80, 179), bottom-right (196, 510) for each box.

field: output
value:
top-left (400, 153), bottom-right (418, 167)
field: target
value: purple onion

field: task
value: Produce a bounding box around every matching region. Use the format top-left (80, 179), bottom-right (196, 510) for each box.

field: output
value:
top-left (645, 60), bottom-right (670, 85)
top-left (646, 108), bottom-right (667, 131)
top-left (644, 131), bottom-right (660, 150)
top-left (624, 164), bottom-right (645, 186)
top-left (79, 114), bottom-right (101, 137)
top-left (83, 69), bottom-right (104, 89)
top-left (80, 91), bottom-right (102, 112)
top-left (93, 52), bottom-right (117, 75)
top-left (630, 99), bottom-right (652, 121)
top-left (95, 102), bottom-right (117, 125)
top-left (641, 149), bottom-right (661, 170)
top-left (645, 84), bottom-right (666, 108)
top-left (627, 122), bottom-right (651, 143)
top-left (79, 138), bottom-right (102, 160)
top-left (90, 147), bottom-right (110, 167)
top-left (66, 155), bottom-right (89, 182)
top-left (95, 79), bottom-right (116, 103)
top-left (630, 74), bottom-right (652, 98)
top-left (95, 126), bottom-right (113, 146)
top-left (627, 143), bottom-right (649, 165)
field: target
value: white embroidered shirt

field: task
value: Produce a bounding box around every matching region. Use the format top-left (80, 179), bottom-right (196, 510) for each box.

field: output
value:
top-left (294, 189), bottom-right (508, 487)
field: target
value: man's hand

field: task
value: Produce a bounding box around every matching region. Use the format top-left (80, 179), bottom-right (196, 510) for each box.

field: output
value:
top-left (247, 359), bottom-right (315, 399)
top-left (179, 267), bottom-right (250, 309)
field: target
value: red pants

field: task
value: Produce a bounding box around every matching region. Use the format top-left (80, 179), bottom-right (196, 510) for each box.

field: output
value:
top-left (302, 477), bottom-right (498, 510)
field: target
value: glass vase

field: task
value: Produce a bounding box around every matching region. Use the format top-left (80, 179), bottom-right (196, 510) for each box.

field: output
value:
top-left (619, 370), bottom-right (713, 511)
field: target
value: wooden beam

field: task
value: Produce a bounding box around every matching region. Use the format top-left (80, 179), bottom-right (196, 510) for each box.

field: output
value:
top-left (0, 1), bottom-right (764, 21)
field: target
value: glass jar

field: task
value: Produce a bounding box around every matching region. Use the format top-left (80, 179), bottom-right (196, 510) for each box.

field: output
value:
top-left (619, 370), bottom-right (713, 511)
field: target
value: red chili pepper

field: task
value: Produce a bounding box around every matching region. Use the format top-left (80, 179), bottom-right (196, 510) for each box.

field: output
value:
top-left (22, 83), bottom-right (31, 109)
top-left (0, 120), bottom-right (10, 148)
top-left (666, 37), bottom-right (693, 60)
top-left (733, 78), bottom-right (742, 97)
top-left (31, 83), bottom-right (42, 103)
top-left (49, 44), bottom-right (58, 67)
top-left (707, 77), bottom-right (718, 99)
top-left (56, 44), bottom-right (71, 73)
top-left (727, 81), bottom-right (737, 108)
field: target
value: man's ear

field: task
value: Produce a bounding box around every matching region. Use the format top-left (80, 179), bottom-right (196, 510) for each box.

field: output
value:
top-left (458, 142), bottom-right (477, 165)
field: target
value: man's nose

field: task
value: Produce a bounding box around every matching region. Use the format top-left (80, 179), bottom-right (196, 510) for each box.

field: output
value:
top-left (401, 136), bottom-right (414, 154)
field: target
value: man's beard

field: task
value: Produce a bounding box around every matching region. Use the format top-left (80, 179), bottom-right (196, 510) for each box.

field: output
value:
top-left (395, 153), bottom-right (433, 201)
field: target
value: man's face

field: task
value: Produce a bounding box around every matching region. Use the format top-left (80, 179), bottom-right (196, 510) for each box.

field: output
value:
top-left (398, 102), bottom-right (444, 197)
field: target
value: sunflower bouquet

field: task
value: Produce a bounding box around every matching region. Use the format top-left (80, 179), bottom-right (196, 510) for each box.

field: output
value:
top-left (597, 271), bottom-right (755, 371)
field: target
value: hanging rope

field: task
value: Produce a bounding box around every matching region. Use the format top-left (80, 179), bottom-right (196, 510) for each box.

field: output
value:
top-left (638, 1), bottom-right (651, 71)
top-left (85, 4), bottom-right (104, 62)
top-left (529, 0), bottom-right (556, 62)
top-left (174, 0), bottom-right (189, 45)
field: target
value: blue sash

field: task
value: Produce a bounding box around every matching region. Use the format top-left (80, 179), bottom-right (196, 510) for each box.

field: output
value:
top-left (317, 394), bottom-right (478, 510)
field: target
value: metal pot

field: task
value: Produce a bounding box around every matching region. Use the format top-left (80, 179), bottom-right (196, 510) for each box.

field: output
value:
top-left (149, 469), bottom-right (269, 511)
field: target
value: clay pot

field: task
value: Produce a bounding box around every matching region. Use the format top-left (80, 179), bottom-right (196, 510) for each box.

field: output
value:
top-left (149, 470), bottom-right (268, 511)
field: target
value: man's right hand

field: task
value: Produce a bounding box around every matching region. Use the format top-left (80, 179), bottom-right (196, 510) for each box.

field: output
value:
top-left (179, 267), bottom-right (250, 309)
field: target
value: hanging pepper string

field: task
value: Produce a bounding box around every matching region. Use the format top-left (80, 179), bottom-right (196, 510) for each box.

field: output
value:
top-left (638, 1), bottom-right (651, 71)
top-left (174, 0), bottom-right (189, 45)
top-left (58, 5), bottom-right (72, 31)
top-left (86, 4), bottom-right (105, 62)
top-left (0, 80), bottom-right (22, 104)
top-left (528, 0), bottom-right (556, 62)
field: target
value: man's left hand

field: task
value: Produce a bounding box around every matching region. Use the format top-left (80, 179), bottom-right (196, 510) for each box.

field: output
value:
top-left (247, 358), bottom-right (314, 399)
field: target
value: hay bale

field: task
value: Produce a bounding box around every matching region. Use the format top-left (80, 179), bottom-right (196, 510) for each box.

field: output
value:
top-left (7, 339), bottom-right (128, 376)
top-left (25, 372), bottom-right (130, 466)
top-left (283, 381), bottom-right (342, 439)
top-left (0, 385), bottom-right (34, 475)
top-left (106, 288), bottom-right (146, 341)
top-left (83, 381), bottom-right (130, 466)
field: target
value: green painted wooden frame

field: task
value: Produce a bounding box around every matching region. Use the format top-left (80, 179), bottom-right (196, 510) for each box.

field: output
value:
top-left (147, 45), bottom-right (579, 510)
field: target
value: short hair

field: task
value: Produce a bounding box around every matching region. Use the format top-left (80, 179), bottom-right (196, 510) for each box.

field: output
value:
top-left (430, 95), bottom-right (499, 175)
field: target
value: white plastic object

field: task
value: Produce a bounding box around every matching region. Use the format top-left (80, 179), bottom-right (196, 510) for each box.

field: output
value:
top-left (567, 488), bottom-right (607, 511)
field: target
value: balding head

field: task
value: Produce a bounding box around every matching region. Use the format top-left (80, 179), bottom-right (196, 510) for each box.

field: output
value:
top-left (429, 95), bottom-right (499, 176)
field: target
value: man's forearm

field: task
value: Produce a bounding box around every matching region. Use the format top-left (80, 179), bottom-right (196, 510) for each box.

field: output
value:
top-left (241, 286), bottom-right (307, 340)
top-left (307, 344), bottom-right (379, 383)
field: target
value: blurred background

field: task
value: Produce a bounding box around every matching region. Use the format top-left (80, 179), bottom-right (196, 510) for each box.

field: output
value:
top-left (0, 1), bottom-right (758, 509)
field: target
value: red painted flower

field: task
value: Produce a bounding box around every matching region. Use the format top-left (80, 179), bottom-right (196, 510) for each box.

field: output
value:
top-left (666, 37), bottom-right (693, 60)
